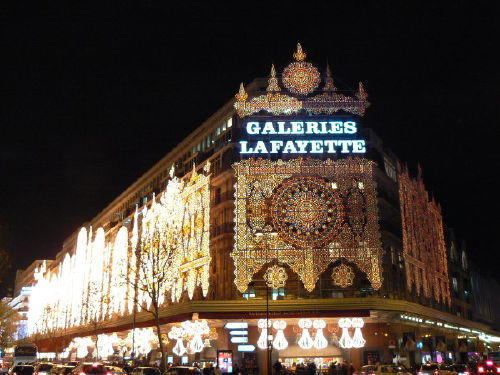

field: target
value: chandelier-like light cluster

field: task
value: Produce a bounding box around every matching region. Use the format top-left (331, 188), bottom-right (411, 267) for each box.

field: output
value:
top-left (232, 158), bottom-right (383, 293)
top-left (297, 319), bottom-right (328, 350)
top-left (338, 318), bottom-right (366, 348)
top-left (168, 317), bottom-right (211, 356)
top-left (256, 319), bottom-right (289, 351)
top-left (257, 319), bottom-right (272, 349)
top-left (27, 167), bottom-right (211, 336)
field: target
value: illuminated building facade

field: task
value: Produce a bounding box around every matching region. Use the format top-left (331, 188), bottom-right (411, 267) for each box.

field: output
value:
top-left (16, 44), bottom-right (499, 370)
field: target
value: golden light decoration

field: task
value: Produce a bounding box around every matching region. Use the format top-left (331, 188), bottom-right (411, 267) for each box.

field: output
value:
top-left (232, 157), bottom-right (383, 293)
top-left (264, 265), bottom-right (288, 289)
top-left (27, 166), bottom-right (211, 336)
top-left (233, 44), bottom-right (370, 117)
top-left (398, 164), bottom-right (451, 305)
top-left (282, 43), bottom-right (321, 95)
top-left (331, 263), bottom-right (355, 288)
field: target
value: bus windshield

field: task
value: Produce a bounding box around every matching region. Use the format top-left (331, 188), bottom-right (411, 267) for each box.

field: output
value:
top-left (14, 346), bottom-right (37, 357)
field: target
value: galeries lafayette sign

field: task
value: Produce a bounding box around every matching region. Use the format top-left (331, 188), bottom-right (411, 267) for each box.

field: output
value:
top-left (239, 120), bottom-right (366, 154)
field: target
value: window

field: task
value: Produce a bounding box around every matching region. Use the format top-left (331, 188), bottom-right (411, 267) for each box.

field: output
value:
top-left (452, 277), bottom-right (458, 292)
top-left (461, 251), bottom-right (468, 270)
top-left (384, 156), bottom-right (397, 181)
top-left (272, 287), bottom-right (285, 300)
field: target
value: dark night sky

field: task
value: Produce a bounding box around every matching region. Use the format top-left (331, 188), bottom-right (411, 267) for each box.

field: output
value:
top-left (1, 2), bottom-right (499, 288)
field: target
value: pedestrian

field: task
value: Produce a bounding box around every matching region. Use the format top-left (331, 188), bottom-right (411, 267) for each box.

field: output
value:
top-left (273, 360), bottom-right (283, 375)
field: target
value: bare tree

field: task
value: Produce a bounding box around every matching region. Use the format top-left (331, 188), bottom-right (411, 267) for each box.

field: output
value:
top-left (0, 300), bottom-right (20, 350)
top-left (82, 280), bottom-right (110, 360)
top-left (123, 199), bottom-right (180, 372)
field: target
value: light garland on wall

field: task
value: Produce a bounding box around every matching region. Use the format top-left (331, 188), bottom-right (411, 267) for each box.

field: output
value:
top-left (232, 158), bottom-right (383, 293)
top-left (398, 164), bottom-right (451, 305)
top-left (27, 166), bottom-right (211, 337)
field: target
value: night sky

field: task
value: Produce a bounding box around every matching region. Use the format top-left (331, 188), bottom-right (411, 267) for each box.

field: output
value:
top-left (1, 2), bottom-right (499, 289)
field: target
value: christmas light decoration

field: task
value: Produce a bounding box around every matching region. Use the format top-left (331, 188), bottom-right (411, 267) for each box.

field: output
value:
top-left (331, 263), bottom-right (355, 288)
top-left (313, 319), bottom-right (328, 349)
top-left (338, 318), bottom-right (353, 349)
top-left (234, 44), bottom-right (370, 118)
top-left (257, 319), bottom-right (271, 350)
top-left (232, 157), bottom-right (383, 293)
top-left (282, 43), bottom-right (321, 95)
top-left (351, 318), bottom-right (366, 348)
top-left (264, 265), bottom-right (288, 289)
top-left (297, 319), bottom-right (314, 350)
top-left (168, 326), bottom-right (187, 356)
top-left (272, 320), bottom-right (288, 351)
top-left (398, 164), bottom-right (451, 305)
top-left (27, 167), bottom-right (211, 336)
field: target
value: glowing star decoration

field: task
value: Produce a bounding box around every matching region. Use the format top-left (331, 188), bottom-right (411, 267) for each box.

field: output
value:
top-left (264, 265), bottom-right (288, 289)
top-left (297, 319), bottom-right (314, 350)
top-left (338, 318), bottom-right (354, 349)
top-left (272, 320), bottom-right (288, 351)
top-left (169, 326), bottom-right (187, 356)
top-left (282, 43), bottom-right (321, 95)
top-left (351, 318), bottom-right (366, 348)
top-left (232, 158), bottom-right (383, 293)
top-left (257, 319), bottom-right (272, 350)
top-left (332, 263), bottom-right (355, 288)
top-left (313, 319), bottom-right (328, 349)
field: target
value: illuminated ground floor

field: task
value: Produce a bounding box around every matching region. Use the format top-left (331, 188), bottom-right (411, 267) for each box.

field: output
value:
top-left (34, 298), bottom-right (499, 373)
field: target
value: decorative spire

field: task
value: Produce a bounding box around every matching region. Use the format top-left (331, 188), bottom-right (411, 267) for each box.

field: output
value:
top-left (266, 64), bottom-right (280, 93)
top-left (323, 63), bottom-right (336, 92)
top-left (293, 43), bottom-right (307, 61)
top-left (356, 81), bottom-right (368, 100)
top-left (235, 82), bottom-right (248, 102)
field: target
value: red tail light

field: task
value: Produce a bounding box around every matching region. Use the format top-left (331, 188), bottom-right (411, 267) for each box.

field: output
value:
top-left (496, 368), bottom-right (500, 374)
top-left (79, 372), bottom-right (86, 375)
top-left (486, 362), bottom-right (493, 366)
top-left (418, 372), bottom-right (423, 375)
top-left (464, 372), bottom-right (469, 375)
top-left (107, 372), bottom-right (112, 375)
top-left (478, 367), bottom-right (484, 373)
top-left (434, 371), bottom-right (439, 375)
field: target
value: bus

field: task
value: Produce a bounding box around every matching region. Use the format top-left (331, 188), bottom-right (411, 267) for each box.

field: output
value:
top-left (13, 345), bottom-right (37, 365)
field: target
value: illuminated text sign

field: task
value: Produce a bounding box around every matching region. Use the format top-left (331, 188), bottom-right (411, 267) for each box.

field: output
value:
top-left (239, 120), bottom-right (366, 154)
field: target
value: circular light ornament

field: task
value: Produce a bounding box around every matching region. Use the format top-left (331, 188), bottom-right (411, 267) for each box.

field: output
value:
top-left (272, 320), bottom-right (288, 350)
top-left (298, 319), bottom-right (313, 349)
top-left (332, 264), bottom-right (355, 288)
top-left (313, 319), bottom-right (328, 349)
top-left (282, 44), bottom-right (320, 95)
top-left (271, 177), bottom-right (344, 248)
top-left (264, 265), bottom-right (288, 289)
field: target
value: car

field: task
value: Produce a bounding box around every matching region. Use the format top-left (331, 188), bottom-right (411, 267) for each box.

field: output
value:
top-left (70, 364), bottom-right (109, 375)
top-left (164, 367), bottom-right (202, 375)
top-left (355, 365), bottom-right (412, 375)
top-left (105, 367), bottom-right (127, 375)
top-left (130, 367), bottom-right (161, 375)
top-left (34, 364), bottom-right (55, 375)
top-left (10, 366), bottom-right (35, 375)
top-left (451, 365), bottom-right (470, 375)
top-left (476, 361), bottom-right (499, 374)
top-left (418, 364), bottom-right (457, 375)
top-left (50, 366), bottom-right (75, 375)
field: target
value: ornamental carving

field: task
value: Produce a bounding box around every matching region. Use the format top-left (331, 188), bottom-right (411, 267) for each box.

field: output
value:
top-left (232, 157), bottom-right (383, 293)
top-left (398, 164), bottom-right (451, 305)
